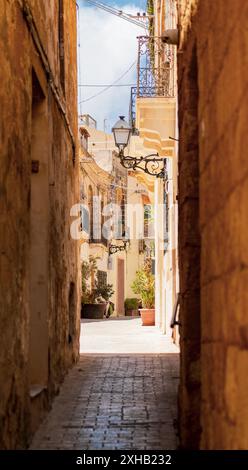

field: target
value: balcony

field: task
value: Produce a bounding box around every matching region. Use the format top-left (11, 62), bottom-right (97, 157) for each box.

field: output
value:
top-left (137, 36), bottom-right (175, 98)
top-left (89, 236), bottom-right (108, 247)
top-left (130, 36), bottom-right (176, 159)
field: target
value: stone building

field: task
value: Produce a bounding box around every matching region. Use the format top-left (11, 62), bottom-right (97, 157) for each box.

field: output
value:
top-left (0, 0), bottom-right (80, 449)
top-left (177, 0), bottom-right (248, 449)
top-left (79, 124), bottom-right (112, 303)
top-left (131, 0), bottom-right (179, 335)
top-left (79, 118), bottom-right (149, 316)
top-left (138, 0), bottom-right (248, 449)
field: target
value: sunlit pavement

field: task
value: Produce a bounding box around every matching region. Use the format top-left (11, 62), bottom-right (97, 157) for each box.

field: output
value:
top-left (30, 317), bottom-right (179, 450)
top-left (80, 316), bottom-right (179, 354)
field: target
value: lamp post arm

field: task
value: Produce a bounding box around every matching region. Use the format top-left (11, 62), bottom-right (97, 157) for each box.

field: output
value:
top-left (119, 152), bottom-right (165, 178)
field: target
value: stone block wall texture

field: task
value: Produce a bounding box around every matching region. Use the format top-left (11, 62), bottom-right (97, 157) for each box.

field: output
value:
top-left (177, 23), bottom-right (201, 448)
top-left (0, 0), bottom-right (80, 449)
top-left (178, 0), bottom-right (248, 449)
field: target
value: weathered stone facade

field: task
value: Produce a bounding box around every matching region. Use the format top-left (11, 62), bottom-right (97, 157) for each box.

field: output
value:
top-left (0, 0), bottom-right (80, 449)
top-left (178, 0), bottom-right (248, 449)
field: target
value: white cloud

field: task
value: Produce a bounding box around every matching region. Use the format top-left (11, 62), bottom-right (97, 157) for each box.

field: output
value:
top-left (77, 3), bottom-right (144, 132)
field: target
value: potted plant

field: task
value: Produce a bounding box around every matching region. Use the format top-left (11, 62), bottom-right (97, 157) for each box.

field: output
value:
top-left (81, 256), bottom-right (114, 319)
top-left (96, 283), bottom-right (114, 303)
top-left (124, 298), bottom-right (140, 317)
top-left (81, 290), bottom-right (107, 319)
top-left (96, 283), bottom-right (115, 318)
top-left (131, 259), bottom-right (155, 326)
top-left (81, 256), bottom-right (104, 319)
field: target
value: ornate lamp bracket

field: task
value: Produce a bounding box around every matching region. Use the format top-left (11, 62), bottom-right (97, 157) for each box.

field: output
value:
top-left (109, 240), bottom-right (129, 256)
top-left (119, 149), bottom-right (166, 178)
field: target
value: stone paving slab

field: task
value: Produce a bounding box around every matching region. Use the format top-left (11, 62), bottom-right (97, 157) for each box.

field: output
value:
top-left (80, 317), bottom-right (179, 354)
top-left (30, 354), bottom-right (179, 450)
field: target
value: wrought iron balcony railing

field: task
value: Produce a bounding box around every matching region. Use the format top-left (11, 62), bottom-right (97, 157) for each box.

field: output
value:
top-left (130, 35), bottom-right (175, 129)
top-left (137, 36), bottom-right (175, 98)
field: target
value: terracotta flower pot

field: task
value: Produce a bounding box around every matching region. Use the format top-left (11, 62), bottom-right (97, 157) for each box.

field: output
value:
top-left (139, 308), bottom-right (155, 326)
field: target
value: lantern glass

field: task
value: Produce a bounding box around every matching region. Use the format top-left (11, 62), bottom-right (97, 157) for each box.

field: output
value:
top-left (112, 116), bottom-right (131, 149)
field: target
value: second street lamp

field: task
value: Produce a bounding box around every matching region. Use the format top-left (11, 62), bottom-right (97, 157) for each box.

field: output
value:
top-left (109, 240), bottom-right (129, 256)
top-left (112, 116), bottom-right (165, 178)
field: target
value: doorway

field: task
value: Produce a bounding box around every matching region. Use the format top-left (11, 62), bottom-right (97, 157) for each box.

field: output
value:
top-left (29, 69), bottom-right (49, 389)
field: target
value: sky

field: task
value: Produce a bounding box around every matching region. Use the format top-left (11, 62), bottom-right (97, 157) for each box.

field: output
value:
top-left (77, 0), bottom-right (147, 132)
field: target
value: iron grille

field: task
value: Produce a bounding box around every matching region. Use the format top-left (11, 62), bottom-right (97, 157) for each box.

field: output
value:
top-left (110, 159), bottom-right (128, 240)
top-left (97, 270), bottom-right (107, 288)
top-left (130, 35), bottom-right (175, 129)
top-left (137, 36), bottom-right (175, 98)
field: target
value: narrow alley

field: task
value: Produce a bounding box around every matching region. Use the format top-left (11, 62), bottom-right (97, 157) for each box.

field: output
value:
top-left (31, 319), bottom-right (179, 450)
top-left (2, 0), bottom-right (248, 459)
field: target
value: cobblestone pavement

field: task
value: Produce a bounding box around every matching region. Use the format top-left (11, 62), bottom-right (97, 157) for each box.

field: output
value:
top-left (30, 354), bottom-right (179, 450)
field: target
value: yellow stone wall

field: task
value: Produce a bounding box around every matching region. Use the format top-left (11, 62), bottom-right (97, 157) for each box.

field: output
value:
top-left (178, 0), bottom-right (248, 449)
top-left (0, 0), bottom-right (79, 448)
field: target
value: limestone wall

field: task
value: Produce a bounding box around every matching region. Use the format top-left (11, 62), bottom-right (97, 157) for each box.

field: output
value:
top-left (0, 0), bottom-right (80, 448)
top-left (178, 0), bottom-right (248, 449)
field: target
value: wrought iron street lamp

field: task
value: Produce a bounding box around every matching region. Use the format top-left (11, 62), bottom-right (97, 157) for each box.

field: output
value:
top-left (112, 116), bottom-right (165, 178)
top-left (109, 240), bottom-right (129, 256)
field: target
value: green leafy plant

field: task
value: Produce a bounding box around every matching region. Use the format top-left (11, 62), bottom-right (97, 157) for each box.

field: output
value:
top-left (147, 0), bottom-right (154, 36)
top-left (96, 283), bottom-right (114, 302)
top-left (81, 256), bottom-right (98, 304)
top-left (147, 0), bottom-right (155, 67)
top-left (125, 298), bottom-right (139, 311)
top-left (131, 259), bottom-right (155, 309)
top-left (81, 256), bottom-right (114, 304)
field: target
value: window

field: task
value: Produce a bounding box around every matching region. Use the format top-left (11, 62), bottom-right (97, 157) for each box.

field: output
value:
top-left (144, 204), bottom-right (151, 238)
top-left (80, 205), bottom-right (90, 234)
top-left (97, 270), bottom-right (107, 289)
top-left (88, 186), bottom-right (93, 239)
top-left (116, 188), bottom-right (126, 239)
